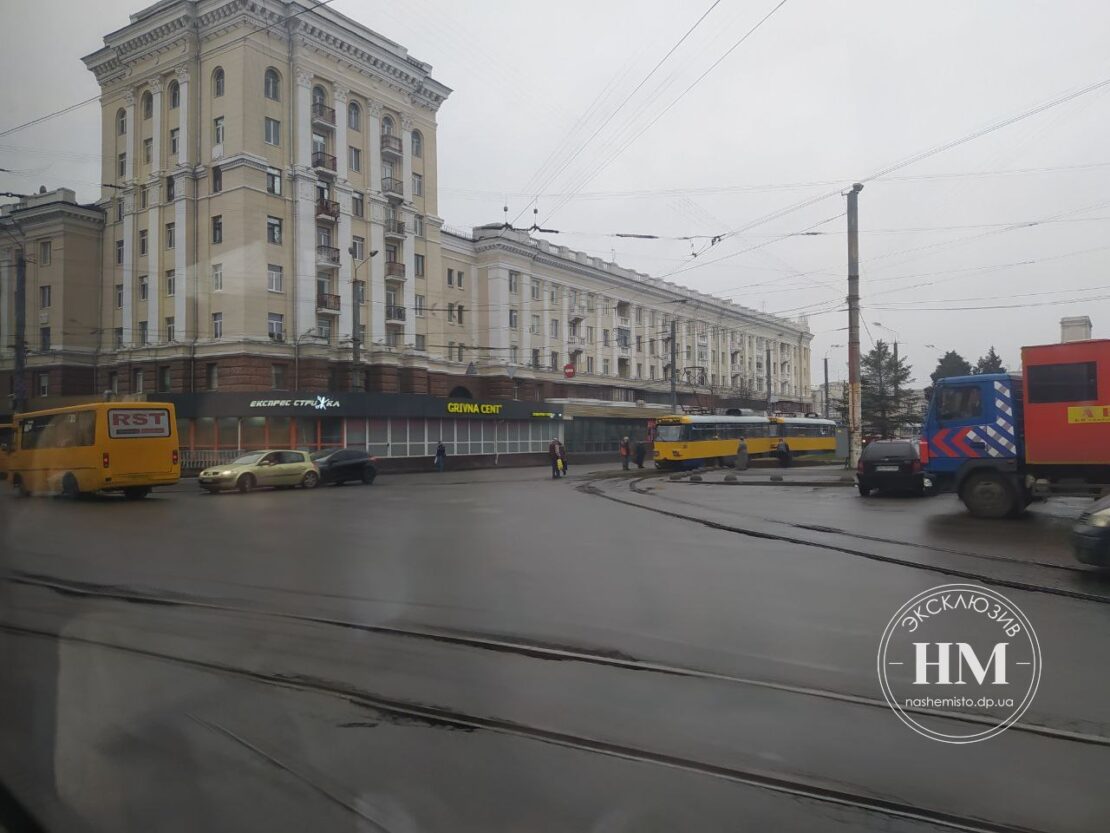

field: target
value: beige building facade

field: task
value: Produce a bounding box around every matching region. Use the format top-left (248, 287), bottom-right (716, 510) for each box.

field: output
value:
top-left (1, 0), bottom-right (811, 420)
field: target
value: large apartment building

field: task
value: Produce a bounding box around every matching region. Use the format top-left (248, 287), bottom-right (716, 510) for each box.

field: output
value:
top-left (0, 0), bottom-right (812, 464)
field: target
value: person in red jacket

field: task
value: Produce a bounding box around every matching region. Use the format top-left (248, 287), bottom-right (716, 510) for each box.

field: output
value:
top-left (619, 436), bottom-right (631, 470)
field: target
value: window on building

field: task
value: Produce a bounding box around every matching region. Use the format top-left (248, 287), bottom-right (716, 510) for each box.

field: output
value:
top-left (143, 137), bottom-right (152, 164)
top-left (457, 270), bottom-right (465, 289)
top-left (213, 67), bottom-right (224, 97)
top-left (347, 100), bottom-right (361, 130)
top-left (37, 240), bottom-right (52, 265)
top-left (636, 363), bottom-right (642, 379)
top-left (349, 146), bottom-right (361, 171)
top-left (586, 326), bottom-right (595, 344)
top-left (158, 366), bottom-right (171, 392)
top-left (412, 173), bottom-right (423, 196)
top-left (264, 68), bottom-right (280, 101)
top-left (211, 263), bottom-right (223, 291)
top-left (165, 316), bottom-right (175, 342)
top-left (550, 319), bottom-right (559, 338)
top-left (170, 128), bottom-right (180, 158)
top-left (118, 153), bottom-right (126, 177)
top-left (550, 351), bottom-right (559, 370)
top-left (457, 305), bottom-right (465, 325)
top-left (531, 348), bottom-right (541, 368)
top-left (414, 215), bottom-right (424, 236)
top-left (108, 371), bottom-right (119, 393)
top-left (509, 271), bottom-right (519, 293)
top-left (114, 327), bottom-right (124, 348)
top-left (115, 240), bottom-right (124, 265)
top-left (213, 116), bottom-right (225, 146)
top-left (411, 130), bottom-right (423, 157)
top-left (636, 335), bottom-right (643, 352)
top-left (39, 327), bottom-right (50, 351)
top-left (142, 92), bottom-right (152, 119)
top-left (602, 329), bottom-right (610, 347)
top-left (414, 254), bottom-right (425, 277)
top-left (206, 362), bottom-right (218, 390)
top-left (166, 222), bottom-right (175, 249)
top-left (166, 175), bottom-right (175, 200)
top-left (264, 117), bottom-right (280, 146)
top-left (117, 108), bottom-right (126, 135)
top-left (115, 200), bottom-right (124, 222)
top-left (509, 308), bottom-right (519, 329)
top-left (448, 302), bottom-right (456, 323)
top-left (169, 80), bottom-right (180, 109)
top-left (140, 186), bottom-right (148, 209)
top-left (447, 268), bottom-right (454, 287)
top-left (37, 372), bottom-right (49, 398)
top-left (587, 356), bottom-right (595, 374)
top-left (212, 312), bottom-right (223, 339)
top-left (649, 338), bottom-right (656, 355)
top-left (530, 314), bottom-right (540, 334)
top-left (509, 345), bottom-right (519, 364)
top-left (39, 284), bottom-right (51, 308)
top-left (139, 229), bottom-right (148, 255)
top-left (1027, 362), bottom-right (1098, 404)
top-left (352, 194), bottom-right (363, 217)
top-left (414, 295), bottom-right (425, 317)
top-left (457, 344), bottom-right (465, 362)
top-left (166, 269), bottom-right (175, 296)
top-left (267, 216), bottom-right (282, 244)
top-left (211, 215), bottom-right (223, 244)
top-left (138, 320), bottom-right (148, 345)
top-left (212, 166), bottom-right (222, 193)
top-left (272, 363), bottom-right (287, 389)
top-left (138, 275), bottom-right (148, 300)
top-left (415, 334), bottom-right (426, 351)
top-left (352, 236), bottom-right (365, 259)
top-left (266, 168), bottom-right (281, 195)
top-left (268, 312), bottom-right (284, 341)
top-left (267, 264), bottom-right (283, 292)
top-left (316, 316), bottom-right (331, 341)
top-left (531, 280), bottom-right (541, 300)
top-left (115, 284), bottom-right (123, 308)
top-left (603, 358), bottom-right (610, 375)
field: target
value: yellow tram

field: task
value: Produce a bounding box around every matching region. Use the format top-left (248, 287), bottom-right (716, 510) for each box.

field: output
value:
top-left (653, 414), bottom-right (837, 469)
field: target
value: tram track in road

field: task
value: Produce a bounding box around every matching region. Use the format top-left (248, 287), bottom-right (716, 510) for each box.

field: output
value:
top-left (0, 620), bottom-right (1060, 833)
top-left (580, 477), bottom-right (1110, 605)
top-left (5, 569), bottom-right (1109, 747)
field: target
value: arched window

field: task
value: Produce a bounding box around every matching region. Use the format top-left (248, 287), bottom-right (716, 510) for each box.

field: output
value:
top-left (411, 129), bottom-right (423, 158)
top-left (448, 386), bottom-right (473, 400)
top-left (312, 85), bottom-right (327, 105)
top-left (347, 101), bottom-right (360, 131)
top-left (117, 108), bottom-right (127, 135)
top-left (381, 115), bottom-right (394, 136)
top-left (213, 67), bottom-right (224, 98)
top-left (168, 80), bottom-right (180, 109)
top-left (264, 68), bottom-right (280, 101)
top-left (141, 92), bottom-right (153, 120)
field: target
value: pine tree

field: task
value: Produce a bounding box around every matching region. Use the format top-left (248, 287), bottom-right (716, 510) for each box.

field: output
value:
top-left (861, 340), bottom-right (916, 438)
top-left (974, 346), bottom-right (1006, 374)
top-left (923, 351), bottom-right (972, 401)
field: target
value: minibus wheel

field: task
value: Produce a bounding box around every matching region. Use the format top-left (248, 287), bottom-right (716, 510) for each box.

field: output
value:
top-left (123, 487), bottom-right (150, 500)
top-left (61, 473), bottom-right (80, 499)
top-left (12, 475), bottom-right (29, 497)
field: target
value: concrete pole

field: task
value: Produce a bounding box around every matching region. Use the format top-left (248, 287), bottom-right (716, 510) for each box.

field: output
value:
top-left (13, 249), bottom-right (27, 412)
top-left (847, 183), bottom-right (864, 467)
top-left (669, 317), bottom-right (677, 413)
top-left (765, 345), bottom-right (772, 414)
top-left (823, 356), bottom-right (830, 419)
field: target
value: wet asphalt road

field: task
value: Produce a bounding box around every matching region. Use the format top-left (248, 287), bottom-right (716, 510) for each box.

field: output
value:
top-left (1, 466), bottom-right (1109, 833)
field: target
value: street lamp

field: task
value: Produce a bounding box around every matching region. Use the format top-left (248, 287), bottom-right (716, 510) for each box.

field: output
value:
top-left (347, 246), bottom-right (378, 391)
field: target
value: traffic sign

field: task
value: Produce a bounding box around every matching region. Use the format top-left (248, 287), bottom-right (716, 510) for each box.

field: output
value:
top-left (563, 363), bottom-right (576, 379)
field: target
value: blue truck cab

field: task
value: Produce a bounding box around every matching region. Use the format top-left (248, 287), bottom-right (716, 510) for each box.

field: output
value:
top-left (923, 373), bottom-right (1028, 517)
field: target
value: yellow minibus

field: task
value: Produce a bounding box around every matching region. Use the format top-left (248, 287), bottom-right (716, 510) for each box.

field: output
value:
top-left (9, 402), bottom-right (180, 498)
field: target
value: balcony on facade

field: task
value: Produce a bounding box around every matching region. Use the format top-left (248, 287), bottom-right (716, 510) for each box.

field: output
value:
top-left (316, 245), bottom-right (340, 267)
top-left (312, 101), bottom-right (336, 128)
top-left (383, 219), bottom-right (405, 240)
top-left (381, 133), bottom-right (403, 158)
top-left (317, 292), bottom-right (341, 313)
top-left (385, 304), bottom-right (406, 323)
top-left (384, 260), bottom-right (406, 279)
top-left (381, 177), bottom-right (403, 200)
top-left (312, 151), bottom-right (337, 175)
top-left (315, 198), bottom-right (340, 222)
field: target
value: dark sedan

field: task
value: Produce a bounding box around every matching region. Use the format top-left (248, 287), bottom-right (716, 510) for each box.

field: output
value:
top-left (1073, 493), bottom-right (1110, 567)
top-left (856, 439), bottom-right (926, 496)
top-left (310, 449), bottom-right (378, 485)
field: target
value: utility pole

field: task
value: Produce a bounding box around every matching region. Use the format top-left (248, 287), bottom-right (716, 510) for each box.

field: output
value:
top-left (823, 356), bottom-right (830, 419)
top-left (847, 182), bottom-right (864, 468)
top-left (348, 247), bottom-right (376, 392)
top-left (669, 317), bottom-right (677, 413)
top-left (13, 248), bottom-right (27, 413)
top-left (765, 345), bottom-right (772, 415)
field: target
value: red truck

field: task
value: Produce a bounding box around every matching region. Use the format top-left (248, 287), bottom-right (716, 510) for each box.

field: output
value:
top-left (922, 339), bottom-right (1110, 518)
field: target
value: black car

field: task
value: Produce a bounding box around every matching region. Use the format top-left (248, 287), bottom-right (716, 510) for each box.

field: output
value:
top-left (856, 439), bottom-right (925, 496)
top-left (1073, 493), bottom-right (1110, 567)
top-left (310, 449), bottom-right (378, 485)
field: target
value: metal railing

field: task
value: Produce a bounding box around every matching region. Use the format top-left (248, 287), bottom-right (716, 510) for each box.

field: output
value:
top-left (385, 261), bottom-right (406, 278)
top-left (385, 304), bottom-right (406, 321)
top-left (381, 176), bottom-right (403, 196)
top-left (311, 150), bottom-right (337, 171)
top-left (316, 245), bottom-right (340, 264)
top-left (317, 292), bottom-right (341, 311)
top-left (315, 198), bottom-right (339, 219)
top-left (311, 101), bottom-right (336, 125)
top-left (381, 134), bottom-right (403, 155)
top-left (383, 219), bottom-right (405, 236)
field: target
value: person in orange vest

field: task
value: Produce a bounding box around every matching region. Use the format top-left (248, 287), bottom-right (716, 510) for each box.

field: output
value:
top-left (619, 436), bottom-right (631, 470)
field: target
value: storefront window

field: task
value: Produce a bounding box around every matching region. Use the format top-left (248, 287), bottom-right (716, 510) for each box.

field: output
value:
top-left (389, 418), bottom-right (408, 457)
top-left (217, 417), bottom-right (239, 449)
top-left (295, 418), bottom-right (317, 450)
top-left (346, 418), bottom-right (366, 448)
top-left (241, 417), bottom-right (266, 449)
top-left (176, 419), bottom-right (192, 449)
top-left (368, 419), bottom-right (388, 457)
top-left (320, 417), bottom-right (343, 447)
top-left (454, 420), bottom-right (471, 455)
top-left (195, 418), bottom-right (216, 449)
top-left (408, 418), bottom-right (426, 457)
top-left (269, 417), bottom-right (291, 448)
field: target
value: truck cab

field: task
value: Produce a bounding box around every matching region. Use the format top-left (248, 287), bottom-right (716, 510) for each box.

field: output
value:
top-left (924, 373), bottom-right (1026, 517)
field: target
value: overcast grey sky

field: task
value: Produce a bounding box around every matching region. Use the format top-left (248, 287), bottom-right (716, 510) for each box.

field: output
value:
top-left (3, 0), bottom-right (1109, 386)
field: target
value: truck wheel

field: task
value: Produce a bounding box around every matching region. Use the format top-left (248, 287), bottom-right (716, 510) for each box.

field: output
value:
top-left (960, 471), bottom-right (1021, 519)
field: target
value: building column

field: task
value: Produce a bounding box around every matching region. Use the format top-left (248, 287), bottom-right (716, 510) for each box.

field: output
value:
top-left (367, 103), bottom-right (382, 193)
top-left (173, 175), bottom-right (187, 339)
top-left (295, 68), bottom-right (313, 169)
top-left (124, 92), bottom-right (136, 181)
top-left (294, 173), bottom-right (316, 342)
top-left (148, 195), bottom-right (160, 342)
top-left (402, 232), bottom-right (415, 346)
top-left (401, 117), bottom-right (414, 202)
top-left (122, 192), bottom-right (135, 345)
top-left (174, 66), bottom-right (189, 166)
top-left (149, 80), bottom-right (163, 174)
top-left (333, 87), bottom-right (348, 180)
top-left (338, 200), bottom-right (352, 344)
top-left (369, 219), bottom-right (385, 344)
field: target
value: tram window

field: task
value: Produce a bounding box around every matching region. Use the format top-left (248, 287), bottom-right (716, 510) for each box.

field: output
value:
top-left (655, 424), bottom-right (685, 442)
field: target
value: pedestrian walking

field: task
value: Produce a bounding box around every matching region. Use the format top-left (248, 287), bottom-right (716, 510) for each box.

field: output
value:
top-left (735, 435), bottom-right (750, 471)
top-left (775, 439), bottom-right (792, 468)
top-left (619, 436), bottom-right (631, 470)
top-left (633, 438), bottom-right (646, 469)
top-left (548, 437), bottom-right (563, 479)
top-left (434, 440), bottom-right (447, 472)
